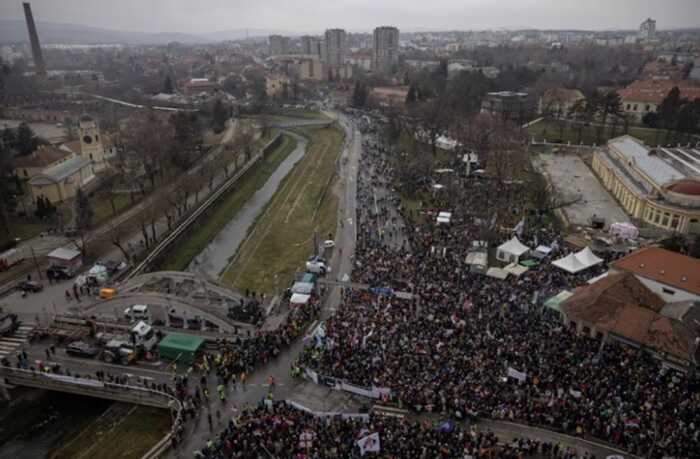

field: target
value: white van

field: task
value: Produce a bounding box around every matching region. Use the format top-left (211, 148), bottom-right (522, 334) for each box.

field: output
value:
top-left (124, 304), bottom-right (150, 322)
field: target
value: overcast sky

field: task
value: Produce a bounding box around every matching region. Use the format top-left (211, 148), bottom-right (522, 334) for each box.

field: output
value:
top-left (3, 0), bottom-right (700, 34)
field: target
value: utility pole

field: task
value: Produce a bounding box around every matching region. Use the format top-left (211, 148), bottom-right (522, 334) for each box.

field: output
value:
top-left (30, 245), bottom-right (42, 280)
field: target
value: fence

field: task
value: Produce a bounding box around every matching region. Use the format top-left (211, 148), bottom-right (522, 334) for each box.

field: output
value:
top-left (301, 366), bottom-right (392, 401)
top-left (0, 366), bottom-right (183, 459)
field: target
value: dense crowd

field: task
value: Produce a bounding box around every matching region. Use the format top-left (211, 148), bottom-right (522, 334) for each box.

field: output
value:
top-left (195, 401), bottom-right (591, 459)
top-left (298, 128), bottom-right (700, 458)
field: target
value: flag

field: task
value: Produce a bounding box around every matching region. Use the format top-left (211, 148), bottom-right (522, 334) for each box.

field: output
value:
top-left (357, 432), bottom-right (381, 456)
top-left (514, 218), bottom-right (525, 237)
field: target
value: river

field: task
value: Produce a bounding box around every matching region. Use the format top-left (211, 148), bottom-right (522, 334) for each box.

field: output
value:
top-left (186, 132), bottom-right (308, 279)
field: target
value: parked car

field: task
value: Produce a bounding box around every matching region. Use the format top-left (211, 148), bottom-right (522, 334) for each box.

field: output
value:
top-left (17, 281), bottom-right (43, 293)
top-left (47, 265), bottom-right (75, 280)
top-left (66, 341), bottom-right (100, 358)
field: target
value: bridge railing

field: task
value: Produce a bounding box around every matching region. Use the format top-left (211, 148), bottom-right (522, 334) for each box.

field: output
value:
top-left (1, 366), bottom-right (183, 459)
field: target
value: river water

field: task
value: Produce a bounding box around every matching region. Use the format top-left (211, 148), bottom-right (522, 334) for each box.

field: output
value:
top-left (186, 133), bottom-right (308, 279)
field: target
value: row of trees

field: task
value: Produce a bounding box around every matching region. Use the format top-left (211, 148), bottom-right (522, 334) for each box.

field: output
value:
top-left (643, 88), bottom-right (700, 144)
top-left (1, 122), bottom-right (39, 155)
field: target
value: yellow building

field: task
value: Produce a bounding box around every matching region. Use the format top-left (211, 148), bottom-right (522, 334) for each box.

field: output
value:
top-left (28, 155), bottom-right (95, 203)
top-left (591, 135), bottom-right (700, 234)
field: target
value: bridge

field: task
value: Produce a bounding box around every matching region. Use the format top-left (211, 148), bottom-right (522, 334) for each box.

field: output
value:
top-left (271, 119), bottom-right (334, 129)
top-left (0, 366), bottom-right (182, 459)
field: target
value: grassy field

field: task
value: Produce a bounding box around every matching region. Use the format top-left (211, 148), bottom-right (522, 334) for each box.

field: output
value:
top-left (223, 126), bottom-right (344, 294)
top-left (90, 193), bottom-right (132, 227)
top-left (158, 134), bottom-right (298, 271)
top-left (49, 405), bottom-right (170, 459)
top-left (527, 119), bottom-right (699, 146)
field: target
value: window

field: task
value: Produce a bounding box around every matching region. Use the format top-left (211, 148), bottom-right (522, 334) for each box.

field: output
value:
top-left (645, 105), bottom-right (650, 111)
top-left (626, 104), bottom-right (631, 110)
top-left (23, 169), bottom-right (28, 177)
top-left (662, 212), bottom-right (670, 227)
top-left (633, 104), bottom-right (638, 111)
top-left (662, 288), bottom-right (675, 295)
top-left (671, 215), bottom-right (679, 229)
top-left (654, 210), bottom-right (661, 224)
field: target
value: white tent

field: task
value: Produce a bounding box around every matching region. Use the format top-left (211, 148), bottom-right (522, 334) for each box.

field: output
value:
top-left (551, 253), bottom-right (588, 274)
top-left (291, 282), bottom-right (314, 294)
top-left (551, 247), bottom-right (603, 274)
top-left (290, 293), bottom-right (311, 305)
top-left (504, 262), bottom-right (529, 277)
top-left (576, 247), bottom-right (603, 267)
top-left (486, 267), bottom-right (509, 280)
top-left (496, 237), bottom-right (530, 263)
top-left (609, 222), bottom-right (639, 240)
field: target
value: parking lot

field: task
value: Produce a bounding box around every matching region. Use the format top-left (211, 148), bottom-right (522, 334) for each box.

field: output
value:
top-left (533, 152), bottom-right (630, 227)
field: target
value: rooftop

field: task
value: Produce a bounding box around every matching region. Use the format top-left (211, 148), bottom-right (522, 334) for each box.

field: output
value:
top-left (28, 155), bottom-right (92, 185)
top-left (607, 136), bottom-right (686, 189)
top-left (611, 247), bottom-right (700, 296)
top-left (562, 272), bottom-right (696, 361)
top-left (13, 146), bottom-right (71, 169)
top-left (619, 79), bottom-right (700, 105)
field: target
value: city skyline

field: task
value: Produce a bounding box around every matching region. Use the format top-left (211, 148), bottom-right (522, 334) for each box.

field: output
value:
top-left (1, 0), bottom-right (699, 37)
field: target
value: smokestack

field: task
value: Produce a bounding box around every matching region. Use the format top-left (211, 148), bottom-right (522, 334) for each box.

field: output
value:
top-left (23, 2), bottom-right (46, 76)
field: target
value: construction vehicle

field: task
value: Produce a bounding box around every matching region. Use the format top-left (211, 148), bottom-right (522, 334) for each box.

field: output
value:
top-left (100, 339), bottom-right (135, 365)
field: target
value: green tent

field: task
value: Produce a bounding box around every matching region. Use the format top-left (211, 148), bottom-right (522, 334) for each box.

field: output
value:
top-left (543, 290), bottom-right (573, 313)
top-left (158, 333), bottom-right (206, 365)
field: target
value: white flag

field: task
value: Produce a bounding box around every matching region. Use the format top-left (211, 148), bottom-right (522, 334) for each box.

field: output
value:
top-left (357, 432), bottom-right (381, 456)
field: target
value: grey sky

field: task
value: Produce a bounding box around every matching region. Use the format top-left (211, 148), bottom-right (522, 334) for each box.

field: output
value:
top-left (3, 0), bottom-right (700, 34)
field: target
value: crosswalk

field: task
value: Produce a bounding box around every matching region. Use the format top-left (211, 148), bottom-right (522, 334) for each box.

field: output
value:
top-left (0, 323), bottom-right (35, 362)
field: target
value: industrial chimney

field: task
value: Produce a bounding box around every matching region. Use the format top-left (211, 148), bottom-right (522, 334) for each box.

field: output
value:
top-left (23, 2), bottom-right (46, 76)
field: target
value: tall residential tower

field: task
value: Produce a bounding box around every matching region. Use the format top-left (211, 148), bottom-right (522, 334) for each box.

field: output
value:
top-left (323, 29), bottom-right (347, 66)
top-left (373, 26), bottom-right (400, 74)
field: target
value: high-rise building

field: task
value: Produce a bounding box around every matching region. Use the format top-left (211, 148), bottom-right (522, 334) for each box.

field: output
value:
top-left (323, 29), bottom-right (347, 66)
top-left (269, 35), bottom-right (290, 56)
top-left (373, 26), bottom-right (400, 74)
top-left (639, 18), bottom-right (656, 41)
top-left (22, 2), bottom-right (45, 75)
top-left (301, 35), bottom-right (323, 59)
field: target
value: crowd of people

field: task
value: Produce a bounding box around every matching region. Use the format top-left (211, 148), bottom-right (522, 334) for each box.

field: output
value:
top-left (195, 401), bottom-right (591, 459)
top-left (297, 127), bottom-right (700, 458)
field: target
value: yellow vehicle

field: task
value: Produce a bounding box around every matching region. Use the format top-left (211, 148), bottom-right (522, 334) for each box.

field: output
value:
top-left (99, 288), bottom-right (117, 299)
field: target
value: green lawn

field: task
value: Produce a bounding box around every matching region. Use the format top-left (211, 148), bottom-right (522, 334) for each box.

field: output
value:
top-left (90, 193), bottom-right (133, 227)
top-left (527, 119), bottom-right (699, 146)
top-left (49, 405), bottom-right (171, 459)
top-left (158, 134), bottom-right (298, 271)
top-left (223, 126), bottom-right (343, 294)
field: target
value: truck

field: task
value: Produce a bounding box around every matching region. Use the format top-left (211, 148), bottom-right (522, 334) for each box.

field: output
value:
top-left (100, 339), bottom-right (135, 365)
top-left (130, 320), bottom-right (158, 352)
top-left (0, 249), bottom-right (24, 272)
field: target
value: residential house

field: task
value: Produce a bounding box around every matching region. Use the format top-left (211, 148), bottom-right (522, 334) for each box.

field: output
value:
top-left (610, 247), bottom-right (700, 303)
top-left (538, 88), bottom-right (585, 117)
top-left (618, 79), bottom-right (700, 120)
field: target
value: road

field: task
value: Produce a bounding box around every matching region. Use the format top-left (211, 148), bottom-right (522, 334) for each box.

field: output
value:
top-left (2, 120), bottom-right (246, 319)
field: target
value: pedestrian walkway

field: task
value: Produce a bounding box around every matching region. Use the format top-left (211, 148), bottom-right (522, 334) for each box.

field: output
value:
top-left (0, 323), bottom-right (35, 362)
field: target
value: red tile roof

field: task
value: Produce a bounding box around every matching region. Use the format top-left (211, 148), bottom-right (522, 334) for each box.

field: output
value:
top-left (13, 146), bottom-right (71, 169)
top-left (612, 247), bottom-right (700, 296)
top-left (62, 140), bottom-right (82, 155)
top-left (562, 272), bottom-right (694, 360)
top-left (619, 79), bottom-right (700, 105)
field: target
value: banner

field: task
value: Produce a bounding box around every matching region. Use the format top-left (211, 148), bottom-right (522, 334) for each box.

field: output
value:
top-left (357, 432), bottom-right (381, 456)
top-left (45, 373), bottom-right (104, 388)
top-left (341, 382), bottom-right (375, 399)
top-left (372, 387), bottom-right (392, 399)
top-left (506, 367), bottom-right (527, 382)
top-left (305, 368), bottom-right (319, 384)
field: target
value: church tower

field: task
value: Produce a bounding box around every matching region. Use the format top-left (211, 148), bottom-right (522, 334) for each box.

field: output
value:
top-left (78, 113), bottom-right (107, 172)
